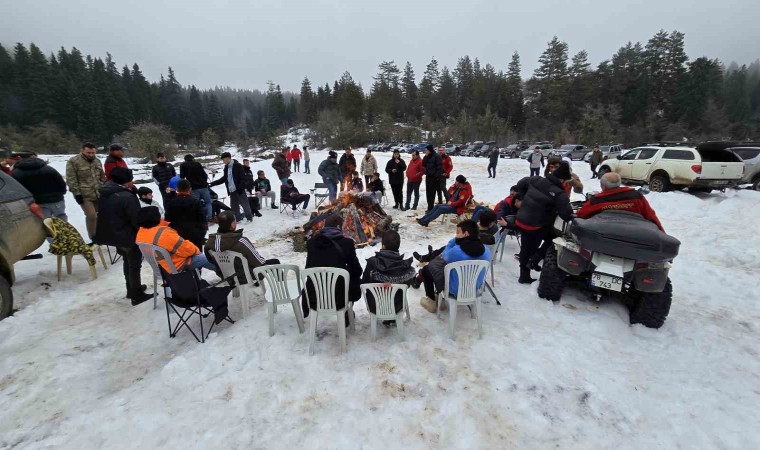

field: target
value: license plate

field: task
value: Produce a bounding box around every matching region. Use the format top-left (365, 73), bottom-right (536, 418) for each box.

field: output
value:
top-left (711, 180), bottom-right (729, 185)
top-left (590, 272), bottom-right (623, 292)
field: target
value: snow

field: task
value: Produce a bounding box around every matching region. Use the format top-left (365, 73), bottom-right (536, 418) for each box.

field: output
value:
top-left (1, 150), bottom-right (759, 449)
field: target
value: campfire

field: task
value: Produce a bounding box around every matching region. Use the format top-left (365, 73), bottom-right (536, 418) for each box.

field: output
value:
top-left (302, 191), bottom-right (392, 247)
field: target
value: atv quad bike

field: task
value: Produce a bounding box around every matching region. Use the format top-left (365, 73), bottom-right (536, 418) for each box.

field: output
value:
top-left (537, 209), bottom-right (680, 329)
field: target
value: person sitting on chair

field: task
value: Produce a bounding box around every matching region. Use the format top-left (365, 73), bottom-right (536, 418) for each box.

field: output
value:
top-left (471, 185), bottom-right (518, 224)
top-left (361, 230), bottom-right (416, 324)
top-left (416, 219), bottom-right (491, 313)
top-left (281, 179), bottom-right (310, 214)
top-left (351, 170), bottom-right (364, 192)
top-left (136, 206), bottom-right (216, 273)
top-left (367, 172), bottom-right (385, 203)
top-left (209, 189), bottom-right (233, 220)
top-left (416, 175), bottom-right (473, 227)
top-left (414, 209), bottom-right (499, 262)
top-left (137, 186), bottom-right (164, 216)
top-left (253, 170), bottom-right (279, 210)
top-left (302, 214), bottom-right (363, 321)
top-left (204, 210), bottom-right (280, 282)
top-left (164, 179), bottom-right (208, 249)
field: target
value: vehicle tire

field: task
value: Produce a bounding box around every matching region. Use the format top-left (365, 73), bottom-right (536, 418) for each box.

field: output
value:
top-left (0, 276), bottom-right (12, 320)
top-left (628, 278), bottom-right (672, 329)
top-left (511, 152), bottom-right (518, 158)
top-left (537, 246), bottom-right (566, 301)
top-left (597, 166), bottom-right (610, 177)
top-left (649, 174), bottom-right (671, 192)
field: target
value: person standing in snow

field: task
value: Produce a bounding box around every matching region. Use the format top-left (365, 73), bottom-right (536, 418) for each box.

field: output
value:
top-left (66, 142), bottom-right (106, 240)
top-left (590, 146), bottom-right (603, 179)
top-left (438, 146), bottom-right (453, 203)
top-left (104, 144), bottom-right (129, 181)
top-left (527, 146), bottom-right (544, 177)
top-left (271, 148), bottom-right (291, 186)
top-left (487, 146), bottom-right (499, 178)
top-left (385, 150), bottom-right (406, 209)
top-left (93, 167), bottom-right (152, 305)
top-left (165, 179), bottom-right (208, 249)
top-left (302, 146), bottom-right (311, 174)
top-left (318, 151), bottom-right (341, 202)
top-left (361, 149), bottom-right (378, 186)
top-left (209, 152), bottom-right (254, 223)
top-left (290, 145), bottom-right (302, 172)
top-left (404, 150), bottom-right (424, 210)
top-left (12, 152), bottom-right (68, 221)
top-left (338, 147), bottom-right (357, 191)
top-left (151, 152), bottom-right (176, 207)
top-left (179, 154), bottom-right (212, 221)
top-left (422, 145), bottom-right (443, 212)
top-left (241, 159), bottom-right (256, 194)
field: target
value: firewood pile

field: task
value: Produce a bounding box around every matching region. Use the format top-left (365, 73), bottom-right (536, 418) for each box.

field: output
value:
top-left (301, 191), bottom-right (392, 247)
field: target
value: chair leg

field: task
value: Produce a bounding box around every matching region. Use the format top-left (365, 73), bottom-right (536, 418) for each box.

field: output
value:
top-left (152, 273), bottom-right (158, 310)
top-left (309, 311), bottom-right (318, 355)
top-left (449, 299), bottom-right (457, 340)
top-left (291, 299), bottom-right (305, 333)
top-left (268, 302), bottom-right (275, 337)
top-left (338, 312), bottom-right (347, 353)
top-left (96, 246), bottom-right (108, 269)
top-left (370, 313), bottom-right (377, 341)
top-left (490, 261), bottom-right (495, 286)
top-left (469, 304), bottom-right (476, 319)
top-left (57, 255), bottom-right (62, 281)
top-left (349, 303), bottom-right (356, 332)
top-left (396, 312), bottom-right (405, 341)
top-left (89, 264), bottom-right (97, 280)
top-left (476, 299), bottom-right (483, 339)
top-left (436, 294), bottom-right (442, 318)
top-left (65, 254), bottom-right (73, 275)
top-left (404, 298), bottom-right (410, 321)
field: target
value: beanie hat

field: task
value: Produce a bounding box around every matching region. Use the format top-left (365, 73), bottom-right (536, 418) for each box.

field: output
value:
top-left (110, 167), bottom-right (133, 184)
top-left (329, 151), bottom-right (337, 159)
top-left (168, 176), bottom-right (180, 190)
top-left (109, 143), bottom-right (124, 152)
top-left (184, 154), bottom-right (194, 161)
top-left (425, 144), bottom-right (435, 152)
top-left (136, 206), bottom-right (161, 228)
top-left (456, 175), bottom-right (467, 184)
top-left (552, 161), bottom-right (572, 181)
top-left (547, 155), bottom-right (562, 166)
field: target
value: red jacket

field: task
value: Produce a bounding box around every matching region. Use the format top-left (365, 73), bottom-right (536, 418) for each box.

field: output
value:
top-left (577, 186), bottom-right (664, 231)
top-left (290, 148), bottom-right (302, 161)
top-left (104, 155), bottom-right (128, 181)
top-left (447, 182), bottom-right (473, 215)
top-left (442, 155), bottom-right (453, 178)
top-left (405, 157), bottom-right (425, 183)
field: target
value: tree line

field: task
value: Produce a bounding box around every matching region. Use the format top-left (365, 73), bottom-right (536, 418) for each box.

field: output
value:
top-left (1, 30), bottom-right (759, 154)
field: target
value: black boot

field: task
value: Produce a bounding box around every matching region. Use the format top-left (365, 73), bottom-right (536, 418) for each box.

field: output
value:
top-left (129, 289), bottom-right (153, 306)
top-left (518, 267), bottom-right (536, 284)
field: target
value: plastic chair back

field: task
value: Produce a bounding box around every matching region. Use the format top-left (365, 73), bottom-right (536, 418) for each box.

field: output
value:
top-left (138, 243), bottom-right (179, 274)
top-left (302, 267), bottom-right (349, 312)
top-left (209, 250), bottom-right (252, 285)
top-left (253, 264), bottom-right (302, 305)
top-left (443, 260), bottom-right (489, 304)
top-left (361, 283), bottom-right (407, 320)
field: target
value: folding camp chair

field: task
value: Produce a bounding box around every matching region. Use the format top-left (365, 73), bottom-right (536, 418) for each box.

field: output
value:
top-left (312, 182), bottom-right (330, 209)
top-left (159, 268), bottom-right (236, 343)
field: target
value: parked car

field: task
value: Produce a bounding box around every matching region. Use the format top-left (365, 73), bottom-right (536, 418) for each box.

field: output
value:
top-left (500, 143), bottom-right (528, 158)
top-left (556, 144), bottom-right (589, 160)
top-left (474, 141), bottom-right (497, 157)
top-left (727, 144), bottom-right (760, 189)
top-left (584, 144), bottom-right (625, 162)
top-left (444, 143), bottom-right (461, 155)
top-left (461, 141), bottom-right (484, 157)
top-left (521, 143), bottom-right (555, 159)
top-left (597, 143), bottom-right (744, 192)
top-left (0, 171), bottom-right (47, 319)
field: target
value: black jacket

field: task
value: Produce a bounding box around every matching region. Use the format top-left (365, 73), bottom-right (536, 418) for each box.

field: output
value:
top-left (252, 177), bottom-right (272, 192)
top-left (12, 158), bottom-right (67, 204)
top-left (209, 160), bottom-right (246, 195)
top-left (361, 250), bottom-right (416, 314)
top-left (94, 181), bottom-right (141, 248)
top-left (488, 148), bottom-right (499, 165)
top-left (515, 174), bottom-right (573, 229)
top-left (302, 227), bottom-right (362, 315)
top-left (242, 166), bottom-right (255, 192)
top-left (165, 193), bottom-right (208, 247)
top-left (385, 158), bottom-right (407, 185)
top-left (152, 162), bottom-right (176, 188)
top-left (422, 152), bottom-right (443, 178)
top-left (179, 160), bottom-right (209, 189)
top-left (338, 153), bottom-right (357, 176)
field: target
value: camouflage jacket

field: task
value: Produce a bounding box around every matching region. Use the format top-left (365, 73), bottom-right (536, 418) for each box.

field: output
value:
top-left (66, 154), bottom-right (106, 201)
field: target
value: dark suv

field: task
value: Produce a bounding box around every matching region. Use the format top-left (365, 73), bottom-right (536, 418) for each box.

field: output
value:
top-left (0, 171), bottom-right (47, 319)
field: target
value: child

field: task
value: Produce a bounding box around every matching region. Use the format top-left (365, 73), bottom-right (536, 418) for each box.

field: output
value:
top-left (367, 172), bottom-right (385, 203)
top-left (351, 170), bottom-right (363, 192)
top-left (137, 186), bottom-right (164, 216)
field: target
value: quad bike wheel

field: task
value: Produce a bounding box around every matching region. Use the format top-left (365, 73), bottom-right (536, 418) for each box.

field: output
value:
top-left (628, 278), bottom-right (672, 329)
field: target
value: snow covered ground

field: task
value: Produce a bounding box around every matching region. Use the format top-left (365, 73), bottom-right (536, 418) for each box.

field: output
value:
top-left (1, 150), bottom-right (759, 449)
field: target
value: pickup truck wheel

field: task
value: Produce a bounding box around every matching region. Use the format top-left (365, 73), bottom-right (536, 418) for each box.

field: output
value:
top-left (0, 276), bottom-right (12, 320)
top-left (597, 166), bottom-right (610, 177)
top-left (537, 246), bottom-right (566, 301)
top-left (649, 175), bottom-right (671, 192)
top-left (628, 278), bottom-right (672, 329)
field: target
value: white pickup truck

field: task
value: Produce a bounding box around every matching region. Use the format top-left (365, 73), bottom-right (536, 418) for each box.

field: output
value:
top-left (597, 144), bottom-right (744, 192)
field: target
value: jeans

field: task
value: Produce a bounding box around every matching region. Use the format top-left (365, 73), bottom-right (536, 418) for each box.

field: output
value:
top-left (590, 163), bottom-right (598, 178)
top-left (323, 178), bottom-right (338, 202)
top-left (293, 160), bottom-right (300, 172)
top-left (304, 160), bottom-right (310, 173)
top-left (425, 176), bottom-right (439, 211)
top-left (191, 187), bottom-right (212, 220)
top-left (229, 191), bottom-right (253, 221)
top-left (41, 200), bottom-right (68, 222)
top-left (422, 265), bottom-right (437, 299)
top-left (406, 181), bottom-right (420, 208)
top-left (419, 204), bottom-right (456, 225)
top-left (530, 167), bottom-right (540, 177)
top-left (286, 194), bottom-right (310, 210)
top-left (117, 245), bottom-right (143, 294)
top-left (471, 205), bottom-right (489, 224)
top-left (279, 177), bottom-right (289, 186)
top-left (187, 253), bottom-right (217, 271)
top-left (488, 163), bottom-right (497, 177)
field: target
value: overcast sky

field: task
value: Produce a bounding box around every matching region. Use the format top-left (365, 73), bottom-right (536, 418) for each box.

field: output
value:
top-left (2, 0), bottom-right (759, 93)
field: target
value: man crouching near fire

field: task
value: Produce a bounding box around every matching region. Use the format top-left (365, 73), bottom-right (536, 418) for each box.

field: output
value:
top-left (577, 172), bottom-right (664, 231)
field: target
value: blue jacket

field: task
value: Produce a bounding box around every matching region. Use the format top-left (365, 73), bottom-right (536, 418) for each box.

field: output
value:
top-left (441, 237), bottom-right (490, 296)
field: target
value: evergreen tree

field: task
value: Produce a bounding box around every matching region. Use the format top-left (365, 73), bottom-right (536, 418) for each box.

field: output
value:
top-left (400, 61), bottom-right (419, 122)
top-left (437, 67), bottom-right (457, 123)
top-left (298, 77), bottom-right (316, 124)
top-left (188, 85), bottom-right (206, 138)
top-left (418, 57), bottom-right (440, 120)
top-left (505, 51), bottom-right (525, 131)
top-left (532, 36), bottom-right (569, 121)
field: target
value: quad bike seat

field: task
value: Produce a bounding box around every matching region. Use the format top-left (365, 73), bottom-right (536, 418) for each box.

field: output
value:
top-left (569, 210), bottom-right (680, 262)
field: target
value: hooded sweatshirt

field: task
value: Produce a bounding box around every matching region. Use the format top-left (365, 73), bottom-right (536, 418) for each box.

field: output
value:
top-left (361, 249), bottom-right (416, 314)
top-left (440, 235), bottom-right (490, 295)
top-left (302, 227), bottom-right (363, 313)
top-left (12, 157), bottom-right (67, 204)
top-left (93, 181), bottom-right (141, 247)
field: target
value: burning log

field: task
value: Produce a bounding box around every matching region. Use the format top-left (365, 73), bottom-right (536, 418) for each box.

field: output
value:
top-left (299, 190), bottom-right (392, 247)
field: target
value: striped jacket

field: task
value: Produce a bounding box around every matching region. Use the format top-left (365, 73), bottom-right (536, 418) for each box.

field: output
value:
top-left (203, 230), bottom-right (266, 283)
top-left (136, 225), bottom-right (200, 272)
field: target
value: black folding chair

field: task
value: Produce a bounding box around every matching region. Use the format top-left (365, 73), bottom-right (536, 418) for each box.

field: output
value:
top-left (106, 245), bottom-right (122, 265)
top-left (312, 182), bottom-right (330, 209)
top-left (160, 268), bottom-right (236, 343)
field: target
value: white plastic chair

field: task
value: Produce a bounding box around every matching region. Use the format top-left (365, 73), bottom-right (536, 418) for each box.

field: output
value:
top-left (302, 267), bottom-right (353, 355)
top-left (138, 243), bottom-right (179, 310)
top-left (209, 250), bottom-right (262, 318)
top-left (437, 260), bottom-right (490, 340)
top-left (361, 283), bottom-right (408, 341)
top-left (488, 229), bottom-right (508, 286)
top-left (253, 264), bottom-right (306, 337)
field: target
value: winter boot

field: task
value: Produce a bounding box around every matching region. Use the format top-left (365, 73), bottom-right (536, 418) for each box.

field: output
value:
top-left (518, 267), bottom-right (536, 284)
top-left (420, 296), bottom-right (438, 313)
top-left (129, 289), bottom-right (153, 306)
top-left (410, 273), bottom-right (422, 289)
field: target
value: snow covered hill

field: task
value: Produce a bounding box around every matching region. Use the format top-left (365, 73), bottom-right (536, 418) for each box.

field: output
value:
top-left (1, 151), bottom-right (758, 449)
